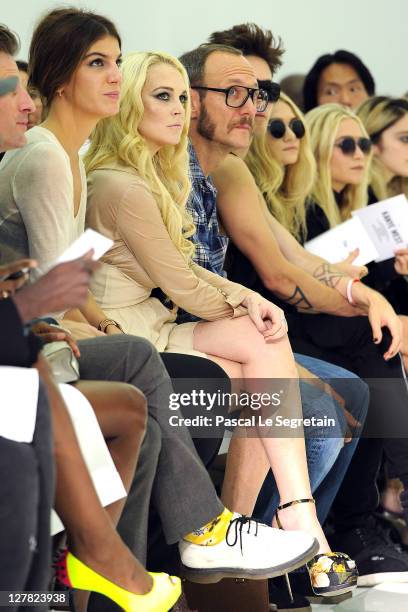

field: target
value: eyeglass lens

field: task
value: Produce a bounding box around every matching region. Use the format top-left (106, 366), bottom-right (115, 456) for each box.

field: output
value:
top-left (227, 86), bottom-right (268, 112)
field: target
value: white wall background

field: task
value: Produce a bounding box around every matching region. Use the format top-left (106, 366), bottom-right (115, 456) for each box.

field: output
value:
top-left (3, 0), bottom-right (407, 96)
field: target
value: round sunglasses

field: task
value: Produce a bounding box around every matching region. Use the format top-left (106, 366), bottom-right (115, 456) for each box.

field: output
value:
top-left (335, 137), bottom-right (372, 156)
top-left (268, 118), bottom-right (305, 139)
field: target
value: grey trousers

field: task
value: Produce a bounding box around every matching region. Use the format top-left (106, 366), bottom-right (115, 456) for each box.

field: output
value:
top-left (77, 335), bottom-right (223, 550)
top-left (0, 380), bottom-right (54, 612)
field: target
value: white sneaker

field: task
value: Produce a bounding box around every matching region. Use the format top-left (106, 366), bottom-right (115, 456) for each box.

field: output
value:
top-left (179, 513), bottom-right (319, 583)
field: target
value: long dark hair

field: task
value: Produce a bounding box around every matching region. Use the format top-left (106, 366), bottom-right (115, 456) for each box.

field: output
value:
top-left (28, 7), bottom-right (121, 108)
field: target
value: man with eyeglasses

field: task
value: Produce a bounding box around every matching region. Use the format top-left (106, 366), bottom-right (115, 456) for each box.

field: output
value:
top-left (176, 43), bottom-right (267, 278)
top-left (194, 24), bottom-right (408, 596)
top-left (178, 41), bottom-right (370, 610)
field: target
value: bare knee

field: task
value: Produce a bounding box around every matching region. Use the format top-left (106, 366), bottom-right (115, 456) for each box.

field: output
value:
top-left (240, 317), bottom-right (297, 368)
top-left (115, 384), bottom-right (148, 434)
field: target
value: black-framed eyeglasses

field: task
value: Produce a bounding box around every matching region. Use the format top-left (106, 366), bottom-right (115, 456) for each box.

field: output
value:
top-left (335, 137), bottom-right (372, 156)
top-left (191, 85), bottom-right (269, 112)
top-left (257, 79), bottom-right (281, 103)
top-left (268, 118), bottom-right (305, 139)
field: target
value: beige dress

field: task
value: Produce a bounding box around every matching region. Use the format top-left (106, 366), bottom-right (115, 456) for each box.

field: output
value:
top-left (86, 164), bottom-right (255, 354)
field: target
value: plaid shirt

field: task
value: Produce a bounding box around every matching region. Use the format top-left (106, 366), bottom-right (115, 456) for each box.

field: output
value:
top-left (176, 143), bottom-right (229, 324)
top-left (186, 143), bottom-right (228, 276)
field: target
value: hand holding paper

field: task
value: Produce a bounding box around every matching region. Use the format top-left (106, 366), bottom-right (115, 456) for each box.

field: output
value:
top-left (334, 249), bottom-right (369, 279)
top-left (304, 217), bottom-right (379, 265)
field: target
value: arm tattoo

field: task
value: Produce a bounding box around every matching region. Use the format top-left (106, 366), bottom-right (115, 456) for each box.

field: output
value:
top-left (313, 262), bottom-right (346, 288)
top-left (286, 286), bottom-right (313, 310)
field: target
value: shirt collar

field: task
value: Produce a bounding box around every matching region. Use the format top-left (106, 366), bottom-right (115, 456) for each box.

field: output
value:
top-left (188, 141), bottom-right (216, 195)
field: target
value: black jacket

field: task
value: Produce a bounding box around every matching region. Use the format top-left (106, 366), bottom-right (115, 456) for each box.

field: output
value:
top-left (0, 299), bottom-right (42, 367)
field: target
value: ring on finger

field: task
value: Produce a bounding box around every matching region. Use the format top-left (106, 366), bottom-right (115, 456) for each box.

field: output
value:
top-left (1, 289), bottom-right (10, 299)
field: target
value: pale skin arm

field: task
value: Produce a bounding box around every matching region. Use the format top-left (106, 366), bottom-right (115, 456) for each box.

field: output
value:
top-left (77, 292), bottom-right (123, 334)
top-left (212, 154), bottom-right (401, 358)
top-left (212, 155), bottom-right (357, 316)
top-left (61, 294), bottom-right (122, 335)
top-left (264, 212), bottom-right (368, 280)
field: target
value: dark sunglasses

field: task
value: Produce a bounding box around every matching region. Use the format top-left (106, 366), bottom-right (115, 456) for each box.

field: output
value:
top-left (268, 118), bottom-right (305, 139)
top-left (335, 137), bottom-right (372, 155)
top-left (257, 79), bottom-right (281, 103)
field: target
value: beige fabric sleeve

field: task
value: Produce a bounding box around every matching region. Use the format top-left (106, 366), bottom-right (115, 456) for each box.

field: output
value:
top-left (116, 179), bottom-right (253, 320)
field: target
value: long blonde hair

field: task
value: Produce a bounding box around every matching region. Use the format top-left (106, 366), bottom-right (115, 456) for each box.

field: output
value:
top-left (245, 93), bottom-right (315, 240)
top-left (357, 96), bottom-right (408, 201)
top-left (305, 104), bottom-right (370, 228)
top-left (84, 51), bottom-right (195, 262)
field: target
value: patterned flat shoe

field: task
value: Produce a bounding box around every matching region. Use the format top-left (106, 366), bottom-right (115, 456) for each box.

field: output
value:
top-left (307, 552), bottom-right (358, 596)
top-left (275, 498), bottom-right (358, 598)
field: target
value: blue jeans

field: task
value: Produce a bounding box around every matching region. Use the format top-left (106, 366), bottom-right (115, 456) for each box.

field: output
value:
top-left (255, 354), bottom-right (369, 525)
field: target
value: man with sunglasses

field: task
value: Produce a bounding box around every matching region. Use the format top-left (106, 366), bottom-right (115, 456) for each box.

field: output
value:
top-left (199, 23), bottom-right (408, 594)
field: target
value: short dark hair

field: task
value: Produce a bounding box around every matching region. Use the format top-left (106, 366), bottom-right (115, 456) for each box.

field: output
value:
top-left (16, 59), bottom-right (28, 73)
top-left (208, 23), bottom-right (284, 76)
top-left (303, 49), bottom-right (375, 112)
top-left (0, 24), bottom-right (19, 56)
top-left (28, 7), bottom-right (121, 107)
top-left (179, 43), bottom-right (242, 86)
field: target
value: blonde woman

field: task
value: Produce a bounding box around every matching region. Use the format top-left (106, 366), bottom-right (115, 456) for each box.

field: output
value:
top-left (245, 92), bottom-right (315, 242)
top-left (357, 96), bottom-right (408, 203)
top-left (357, 97), bottom-right (408, 314)
top-left (295, 103), bottom-right (408, 561)
top-left (305, 103), bottom-right (371, 238)
top-left (306, 102), bottom-right (408, 321)
top-left (84, 50), bottom-right (362, 596)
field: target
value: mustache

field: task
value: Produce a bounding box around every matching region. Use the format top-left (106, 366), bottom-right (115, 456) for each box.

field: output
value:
top-left (228, 116), bottom-right (254, 131)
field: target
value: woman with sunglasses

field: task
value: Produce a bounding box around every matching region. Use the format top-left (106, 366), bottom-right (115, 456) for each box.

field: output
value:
top-left (299, 103), bottom-right (408, 576)
top-left (215, 88), bottom-right (408, 587)
top-left (306, 103), bottom-right (408, 336)
top-left (245, 92), bottom-right (315, 243)
top-left (304, 104), bottom-right (372, 240)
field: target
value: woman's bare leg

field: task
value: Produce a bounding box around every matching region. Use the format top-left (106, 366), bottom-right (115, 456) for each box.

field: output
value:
top-left (70, 380), bottom-right (148, 611)
top-left (74, 380), bottom-right (146, 525)
top-left (35, 356), bottom-right (153, 599)
top-left (202, 355), bottom-right (271, 517)
top-left (194, 316), bottom-right (330, 552)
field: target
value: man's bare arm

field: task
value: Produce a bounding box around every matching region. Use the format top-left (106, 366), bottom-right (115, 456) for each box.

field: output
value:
top-left (212, 155), bottom-right (357, 316)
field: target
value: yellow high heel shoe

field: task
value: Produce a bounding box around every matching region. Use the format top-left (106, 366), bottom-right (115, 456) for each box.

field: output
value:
top-left (55, 549), bottom-right (181, 611)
